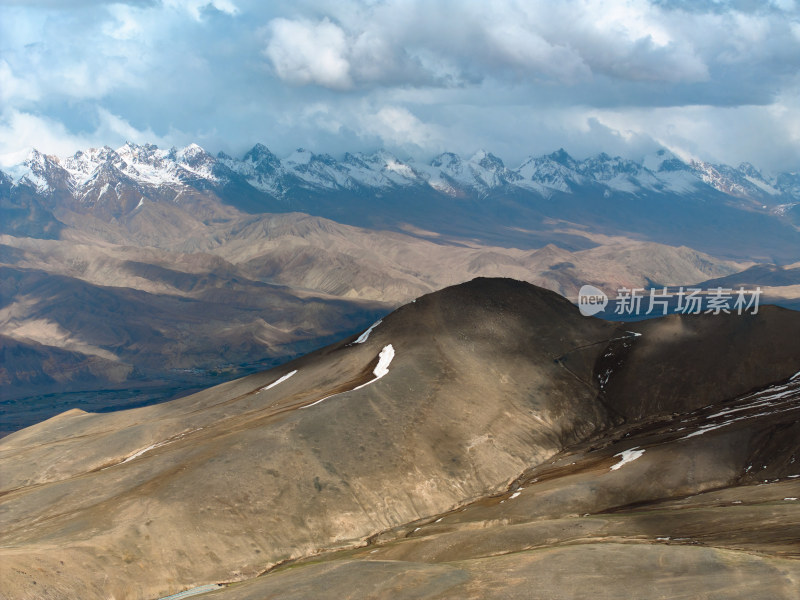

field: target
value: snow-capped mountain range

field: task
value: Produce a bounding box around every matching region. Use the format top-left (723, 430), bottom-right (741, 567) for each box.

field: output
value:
top-left (2, 142), bottom-right (798, 213)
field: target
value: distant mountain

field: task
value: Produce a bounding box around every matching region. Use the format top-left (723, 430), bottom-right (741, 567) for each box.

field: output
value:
top-left (4, 142), bottom-right (798, 208)
top-left (2, 142), bottom-right (798, 260)
top-left (2, 142), bottom-right (797, 434)
top-left (2, 279), bottom-right (798, 599)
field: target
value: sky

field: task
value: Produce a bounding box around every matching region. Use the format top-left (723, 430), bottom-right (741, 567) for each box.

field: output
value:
top-left (0, 0), bottom-right (799, 172)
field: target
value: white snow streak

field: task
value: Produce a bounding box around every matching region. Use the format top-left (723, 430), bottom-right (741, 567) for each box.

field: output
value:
top-left (122, 443), bottom-right (159, 463)
top-left (301, 345), bottom-right (394, 409)
top-left (259, 370), bottom-right (297, 392)
top-left (302, 393), bottom-right (337, 409)
top-left (680, 423), bottom-right (728, 439)
top-left (677, 378), bottom-right (800, 440)
top-left (353, 320), bottom-right (382, 344)
top-left (121, 440), bottom-right (173, 463)
top-left (117, 427), bottom-right (204, 466)
top-left (610, 447), bottom-right (645, 470)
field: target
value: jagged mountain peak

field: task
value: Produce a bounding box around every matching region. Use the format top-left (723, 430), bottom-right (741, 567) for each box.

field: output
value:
top-left (243, 143), bottom-right (278, 163)
top-left (515, 152), bottom-right (583, 195)
top-left (342, 151), bottom-right (368, 167)
top-left (546, 148), bottom-right (577, 168)
top-left (471, 149), bottom-right (505, 171)
top-left (5, 149), bottom-right (55, 192)
top-left (423, 150), bottom-right (517, 192)
top-left (430, 151), bottom-right (462, 169)
top-left (2, 142), bottom-right (800, 214)
top-left (737, 162), bottom-right (766, 180)
top-left (579, 153), bottom-right (644, 181)
top-left (24, 147), bottom-right (50, 164)
top-left (174, 143), bottom-right (214, 171)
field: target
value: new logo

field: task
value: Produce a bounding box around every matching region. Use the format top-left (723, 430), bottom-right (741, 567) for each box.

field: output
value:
top-left (578, 285), bottom-right (608, 317)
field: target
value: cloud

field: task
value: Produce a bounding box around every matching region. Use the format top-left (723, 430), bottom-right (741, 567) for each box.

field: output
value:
top-left (0, 107), bottom-right (172, 167)
top-left (0, 0), bottom-right (799, 172)
top-left (0, 110), bottom-right (91, 167)
top-left (359, 105), bottom-right (443, 150)
top-left (261, 1), bottom-right (715, 90)
top-left (163, 0), bottom-right (239, 20)
top-left (265, 18), bottom-right (352, 89)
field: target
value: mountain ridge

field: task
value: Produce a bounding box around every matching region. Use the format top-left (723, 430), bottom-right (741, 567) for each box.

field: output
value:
top-left (1, 278), bottom-right (798, 599)
top-left (4, 143), bottom-right (799, 212)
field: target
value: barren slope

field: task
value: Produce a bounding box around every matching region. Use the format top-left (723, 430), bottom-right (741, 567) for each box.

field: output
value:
top-left (1, 278), bottom-right (798, 599)
top-left (1, 207), bottom-right (751, 433)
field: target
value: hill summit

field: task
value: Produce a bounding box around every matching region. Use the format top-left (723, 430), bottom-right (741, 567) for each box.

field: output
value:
top-left (1, 278), bottom-right (798, 599)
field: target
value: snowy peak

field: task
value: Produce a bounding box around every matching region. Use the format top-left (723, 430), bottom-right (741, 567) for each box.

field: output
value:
top-left (173, 144), bottom-right (216, 180)
top-left (576, 153), bottom-right (657, 194)
top-left (15, 149), bottom-right (56, 192)
top-left (339, 151), bottom-right (419, 187)
top-left (467, 150), bottom-right (520, 189)
top-left (225, 146), bottom-right (422, 194)
top-left (690, 160), bottom-right (784, 206)
top-left (57, 142), bottom-right (220, 190)
top-left (579, 153), bottom-right (642, 179)
top-left (419, 150), bottom-right (520, 194)
top-left (470, 149), bottom-right (502, 170)
top-left (642, 148), bottom-right (688, 173)
top-left (2, 143), bottom-right (799, 213)
top-left (117, 141), bottom-right (162, 164)
top-left (515, 153), bottom-right (583, 195)
top-left (2, 148), bottom-right (81, 194)
top-left (430, 152), bottom-right (462, 171)
top-left (282, 148), bottom-right (353, 190)
top-left (546, 148), bottom-right (578, 169)
top-left (242, 143), bottom-right (281, 171)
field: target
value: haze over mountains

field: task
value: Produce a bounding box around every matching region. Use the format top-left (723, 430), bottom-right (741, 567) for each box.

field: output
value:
top-left (2, 142), bottom-right (799, 435)
top-left (1, 279), bottom-right (798, 599)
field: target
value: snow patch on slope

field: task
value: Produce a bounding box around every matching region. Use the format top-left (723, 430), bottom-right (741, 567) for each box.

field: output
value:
top-left (610, 447), bottom-right (645, 470)
top-left (302, 345), bottom-right (395, 409)
top-left (259, 370), bottom-right (298, 392)
top-left (352, 320), bottom-right (382, 344)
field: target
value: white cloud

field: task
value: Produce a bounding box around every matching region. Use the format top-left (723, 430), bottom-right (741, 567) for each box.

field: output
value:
top-left (482, 21), bottom-right (591, 83)
top-left (359, 105), bottom-right (442, 149)
top-left (163, 0), bottom-right (239, 20)
top-left (0, 110), bottom-right (92, 167)
top-left (585, 100), bottom-right (800, 168)
top-left (0, 59), bottom-right (39, 103)
top-left (102, 4), bottom-right (144, 40)
top-left (0, 108), bottom-right (172, 167)
top-left (0, 0), bottom-right (799, 172)
top-left (93, 108), bottom-right (172, 147)
top-left (265, 18), bottom-right (352, 89)
top-left (262, 1), bottom-right (715, 89)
